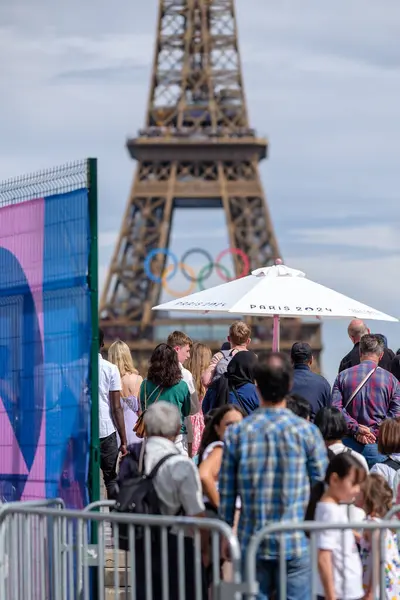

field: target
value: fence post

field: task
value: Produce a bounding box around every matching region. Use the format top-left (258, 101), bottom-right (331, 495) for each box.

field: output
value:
top-left (87, 157), bottom-right (100, 507)
top-left (87, 158), bottom-right (100, 600)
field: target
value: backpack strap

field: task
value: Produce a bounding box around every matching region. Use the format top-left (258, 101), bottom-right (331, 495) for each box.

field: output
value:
top-left (147, 453), bottom-right (177, 479)
top-left (382, 457), bottom-right (400, 471)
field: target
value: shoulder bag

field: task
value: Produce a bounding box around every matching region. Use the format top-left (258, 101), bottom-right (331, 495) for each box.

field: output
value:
top-left (343, 367), bottom-right (377, 411)
top-left (133, 382), bottom-right (163, 439)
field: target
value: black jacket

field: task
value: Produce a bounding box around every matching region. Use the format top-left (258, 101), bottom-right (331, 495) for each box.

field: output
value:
top-left (391, 356), bottom-right (400, 382)
top-left (339, 342), bottom-right (395, 373)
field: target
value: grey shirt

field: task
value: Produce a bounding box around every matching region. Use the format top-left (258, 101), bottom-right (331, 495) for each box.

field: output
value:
top-left (144, 437), bottom-right (205, 516)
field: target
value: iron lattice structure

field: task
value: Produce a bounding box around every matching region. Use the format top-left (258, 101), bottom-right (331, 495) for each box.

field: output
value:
top-left (100, 0), bottom-right (322, 368)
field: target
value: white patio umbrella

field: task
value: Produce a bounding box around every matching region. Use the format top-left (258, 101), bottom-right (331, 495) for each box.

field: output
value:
top-left (153, 260), bottom-right (398, 351)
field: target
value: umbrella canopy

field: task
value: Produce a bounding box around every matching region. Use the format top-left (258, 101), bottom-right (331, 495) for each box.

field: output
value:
top-left (153, 262), bottom-right (398, 322)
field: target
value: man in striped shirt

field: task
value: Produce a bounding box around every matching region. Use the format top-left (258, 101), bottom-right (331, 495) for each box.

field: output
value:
top-left (332, 334), bottom-right (400, 468)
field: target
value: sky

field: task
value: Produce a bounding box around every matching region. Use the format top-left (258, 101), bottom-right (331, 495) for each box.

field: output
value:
top-left (1, 0), bottom-right (399, 383)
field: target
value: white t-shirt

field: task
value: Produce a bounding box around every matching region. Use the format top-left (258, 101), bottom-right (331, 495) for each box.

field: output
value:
top-left (329, 442), bottom-right (369, 474)
top-left (315, 502), bottom-right (364, 600)
top-left (180, 363), bottom-right (199, 443)
top-left (180, 364), bottom-right (199, 414)
top-left (371, 453), bottom-right (400, 492)
top-left (99, 354), bottom-right (122, 439)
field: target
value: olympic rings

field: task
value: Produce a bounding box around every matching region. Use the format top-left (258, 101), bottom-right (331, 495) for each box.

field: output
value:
top-left (144, 246), bottom-right (251, 294)
top-left (197, 263), bottom-right (232, 291)
top-left (161, 262), bottom-right (197, 298)
top-left (144, 248), bottom-right (179, 283)
top-left (181, 248), bottom-right (214, 282)
top-left (215, 248), bottom-right (250, 281)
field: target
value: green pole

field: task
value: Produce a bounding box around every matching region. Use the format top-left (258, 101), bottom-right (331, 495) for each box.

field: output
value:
top-left (88, 157), bottom-right (100, 505)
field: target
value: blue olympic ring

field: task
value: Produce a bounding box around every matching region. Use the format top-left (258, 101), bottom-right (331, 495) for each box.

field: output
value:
top-left (144, 248), bottom-right (179, 283)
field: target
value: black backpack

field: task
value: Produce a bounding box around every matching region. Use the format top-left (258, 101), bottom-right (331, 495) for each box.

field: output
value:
top-left (113, 451), bottom-right (176, 550)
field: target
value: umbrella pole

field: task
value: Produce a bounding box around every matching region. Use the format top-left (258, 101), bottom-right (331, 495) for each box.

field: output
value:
top-left (272, 314), bottom-right (280, 352)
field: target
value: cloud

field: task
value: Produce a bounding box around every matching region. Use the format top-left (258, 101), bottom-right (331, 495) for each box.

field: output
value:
top-left (2, 0), bottom-right (399, 383)
top-left (290, 225), bottom-right (400, 253)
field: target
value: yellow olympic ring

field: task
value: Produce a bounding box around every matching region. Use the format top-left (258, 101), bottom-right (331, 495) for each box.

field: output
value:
top-left (161, 262), bottom-right (197, 298)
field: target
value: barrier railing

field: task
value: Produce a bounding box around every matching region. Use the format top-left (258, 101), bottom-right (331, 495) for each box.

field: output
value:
top-left (2, 499), bottom-right (400, 599)
top-left (245, 519), bottom-right (400, 600)
top-left (0, 504), bottom-right (242, 600)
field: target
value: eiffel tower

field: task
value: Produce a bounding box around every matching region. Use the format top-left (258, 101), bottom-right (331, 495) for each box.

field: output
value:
top-left (100, 0), bottom-right (322, 370)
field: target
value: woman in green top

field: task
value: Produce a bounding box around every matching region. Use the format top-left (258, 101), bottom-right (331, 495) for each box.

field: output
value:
top-left (139, 343), bottom-right (191, 454)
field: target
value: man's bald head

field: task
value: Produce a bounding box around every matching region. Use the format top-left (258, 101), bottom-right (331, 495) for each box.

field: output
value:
top-left (348, 319), bottom-right (369, 343)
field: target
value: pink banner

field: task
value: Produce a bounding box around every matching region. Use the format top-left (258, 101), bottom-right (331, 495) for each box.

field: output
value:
top-left (0, 198), bottom-right (45, 499)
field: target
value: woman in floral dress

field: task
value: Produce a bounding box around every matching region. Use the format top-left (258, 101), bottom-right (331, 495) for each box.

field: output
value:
top-left (359, 473), bottom-right (400, 600)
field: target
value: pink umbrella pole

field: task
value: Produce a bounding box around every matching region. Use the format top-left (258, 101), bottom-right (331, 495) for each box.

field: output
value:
top-left (272, 314), bottom-right (280, 352)
top-left (271, 258), bottom-right (283, 352)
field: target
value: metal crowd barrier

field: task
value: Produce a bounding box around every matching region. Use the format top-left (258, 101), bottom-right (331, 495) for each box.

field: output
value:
top-left (245, 518), bottom-right (400, 600)
top-left (2, 499), bottom-right (400, 599)
top-left (0, 503), bottom-right (242, 600)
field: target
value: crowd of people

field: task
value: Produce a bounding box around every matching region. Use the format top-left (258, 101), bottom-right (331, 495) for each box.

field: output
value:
top-left (98, 318), bottom-right (400, 600)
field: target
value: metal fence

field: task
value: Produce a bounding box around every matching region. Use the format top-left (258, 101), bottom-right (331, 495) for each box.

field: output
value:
top-left (0, 503), bottom-right (242, 600)
top-left (245, 516), bottom-right (400, 600)
top-left (2, 501), bottom-right (400, 600)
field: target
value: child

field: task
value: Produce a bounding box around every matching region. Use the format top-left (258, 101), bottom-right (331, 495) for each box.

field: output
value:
top-left (359, 473), bottom-right (400, 599)
top-left (308, 453), bottom-right (366, 600)
top-left (371, 418), bottom-right (400, 492)
top-left (286, 393), bottom-right (312, 421)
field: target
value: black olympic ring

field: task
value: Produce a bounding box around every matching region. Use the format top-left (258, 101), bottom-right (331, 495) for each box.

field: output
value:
top-left (180, 248), bottom-right (214, 283)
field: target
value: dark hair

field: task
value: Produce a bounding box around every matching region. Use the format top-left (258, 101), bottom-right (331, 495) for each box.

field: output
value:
top-left (396, 348), bottom-right (400, 356)
top-left (290, 342), bottom-right (312, 365)
top-left (360, 334), bottom-right (384, 357)
top-left (253, 352), bottom-right (293, 404)
top-left (286, 394), bottom-right (311, 420)
top-left (147, 343), bottom-right (182, 387)
top-left (362, 473), bottom-right (392, 517)
top-left (99, 328), bottom-right (104, 349)
top-left (306, 452), bottom-right (366, 521)
top-left (375, 334), bottom-right (388, 349)
top-left (314, 407), bottom-right (348, 441)
top-left (198, 404), bottom-right (245, 465)
top-left (221, 341), bottom-right (231, 351)
top-left (377, 418), bottom-right (400, 455)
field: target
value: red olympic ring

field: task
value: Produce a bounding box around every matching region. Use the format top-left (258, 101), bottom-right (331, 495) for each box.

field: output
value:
top-left (215, 248), bottom-right (250, 281)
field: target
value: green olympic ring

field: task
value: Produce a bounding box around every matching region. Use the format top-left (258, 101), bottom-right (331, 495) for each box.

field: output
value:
top-left (197, 262), bottom-right (233, 291)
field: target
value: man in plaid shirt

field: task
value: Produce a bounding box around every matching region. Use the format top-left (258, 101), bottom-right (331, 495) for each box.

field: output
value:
top-left (219, 352), bottom-right (327, 600)
top-left (332, 333), bottom-right (400, 468)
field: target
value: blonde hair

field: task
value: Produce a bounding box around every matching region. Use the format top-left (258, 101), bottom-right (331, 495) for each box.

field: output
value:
top-left (186, 342), bottom-right (212, 399)
top-left (108, 340), bottom-right (138, 377)
top-left (229, 320), bottom-right (251, 346)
